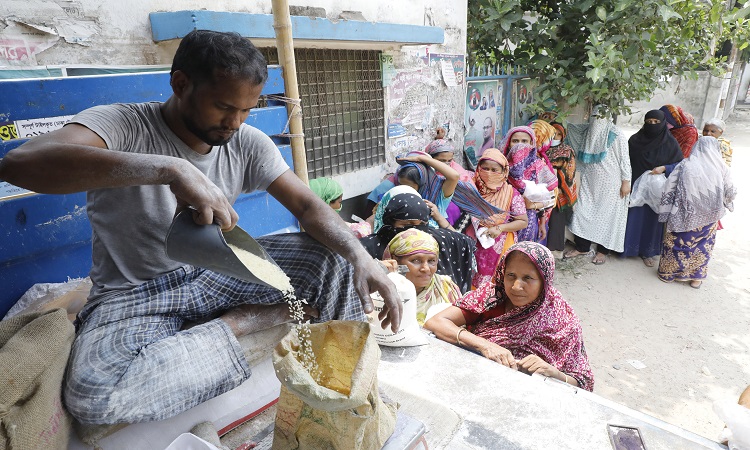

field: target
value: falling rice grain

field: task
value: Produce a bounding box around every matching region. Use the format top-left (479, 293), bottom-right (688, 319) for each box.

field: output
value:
top-left (227, 244), bottom-right (320, 381)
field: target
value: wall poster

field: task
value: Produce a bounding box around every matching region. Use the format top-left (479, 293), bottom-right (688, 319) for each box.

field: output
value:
top-left (464, 80), bottom-right (498, 166)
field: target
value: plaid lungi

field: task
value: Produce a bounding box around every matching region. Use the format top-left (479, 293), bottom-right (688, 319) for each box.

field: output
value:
top-left (64, 233), bottom-right (364, 424)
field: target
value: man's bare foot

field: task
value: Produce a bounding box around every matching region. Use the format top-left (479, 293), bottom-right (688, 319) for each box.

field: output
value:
top-left (221, 303), bottom-right (319, 337)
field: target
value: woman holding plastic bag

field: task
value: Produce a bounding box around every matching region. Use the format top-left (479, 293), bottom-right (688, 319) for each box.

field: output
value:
top-left (655, 136), bottom-right (736, 289)
top-left (623, 110), bottom-right (683, 267)
top-left (506, 142), bottom-right (558, 243)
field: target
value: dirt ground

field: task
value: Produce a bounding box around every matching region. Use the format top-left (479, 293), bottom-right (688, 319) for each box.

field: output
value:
top-left (554, 110), bottom-right (750, 441)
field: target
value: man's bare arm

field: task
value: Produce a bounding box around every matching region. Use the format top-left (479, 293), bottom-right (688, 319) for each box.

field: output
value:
top-left (0, 124), bottom-right (237, 228)
top-left (267, 170), bottom-right (402, 332)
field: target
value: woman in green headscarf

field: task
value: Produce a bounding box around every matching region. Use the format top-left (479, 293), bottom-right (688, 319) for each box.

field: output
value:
top-left (309, 177), bottom-right (371, 237)
top-left (309, 177), bottom-right (344, 211)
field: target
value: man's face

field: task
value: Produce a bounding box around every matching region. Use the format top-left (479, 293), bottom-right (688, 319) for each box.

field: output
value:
top-left (483, 118), bottom-right (493, 140)
top-left (179, 74), bottom-right (264, 146)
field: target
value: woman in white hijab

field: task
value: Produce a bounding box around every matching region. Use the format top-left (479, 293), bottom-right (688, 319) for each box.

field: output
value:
top-left (654, 136), bottom-right (736, 289)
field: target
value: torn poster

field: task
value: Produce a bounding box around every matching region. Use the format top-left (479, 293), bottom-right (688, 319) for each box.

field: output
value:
top-left (0, 22), bottom-right (59, 65)
top-left (440, 60), bottom-right (458, 87)
top-left (380, 54), bottom-right (397, 88)
top-left (428, 53), bottom-right (465, 85)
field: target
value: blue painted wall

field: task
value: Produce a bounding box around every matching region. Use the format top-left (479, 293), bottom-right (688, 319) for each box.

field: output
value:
top-left (149, 11), bottom-right (444, 44)
top-left (0, 69), bottom-right (297, 316)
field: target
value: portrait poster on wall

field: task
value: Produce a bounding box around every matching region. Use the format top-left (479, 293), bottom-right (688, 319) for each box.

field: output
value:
top-left (464, 80), bottom-right (498, 166)
top-left (514, 78), bottom-right (540, 126)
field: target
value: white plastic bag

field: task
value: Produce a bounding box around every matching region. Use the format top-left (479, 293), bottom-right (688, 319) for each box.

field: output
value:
top-left (522, 180), bottom-right (554, 205)
top-left (366, 272), bottom-right (429, 347)
top-left (714, 400), bottom-right (750, 450)
top-left (629, 170), bottom-right (667, 213)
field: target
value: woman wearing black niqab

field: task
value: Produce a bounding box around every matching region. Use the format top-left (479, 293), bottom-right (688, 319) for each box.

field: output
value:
top-left (623, 110), bottom-right (684, 265)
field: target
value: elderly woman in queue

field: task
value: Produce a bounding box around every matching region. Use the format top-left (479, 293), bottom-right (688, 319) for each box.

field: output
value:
top-left (655, 136), bottom-right (736, 289)
top-left (359, 186), bottom-right (476, 294)
top-left (425, 241), bottom-right (594, 391)
top-left (623, 110), bottom-right (683, 267)
top-left (544, 122), bottom-right (578, 252)
top-left (660, 104), bottom-right (699, 158)
top-left (382, 228), bottom-right (462, 325)
top-left (465, 148), bottom-right (528, 287)
top-left (424, 129), bottom-right (475, 230)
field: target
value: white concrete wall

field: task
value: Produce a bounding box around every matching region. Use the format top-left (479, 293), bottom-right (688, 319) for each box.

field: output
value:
top-left (0, 0), bottom-right (465, 65)
top-left (616, 72), bottom-right (724, 129)
top-left (1, 0), bottom-right (468, 199)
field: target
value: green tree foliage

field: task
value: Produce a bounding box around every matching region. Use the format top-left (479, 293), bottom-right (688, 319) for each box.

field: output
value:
top-left (468, 0), bottom-right (750, 115)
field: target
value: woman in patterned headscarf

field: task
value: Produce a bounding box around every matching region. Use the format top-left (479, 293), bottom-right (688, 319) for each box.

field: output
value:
top-left (425, 241), bottom-right (594, 391)
top-left (497, 125), bottom-right (536, 157)
top-left (384, 229), bottom-right (461, 325)
top-left (545, 122), bottom-right (578, 251)
top-left (359, 186), bottom-right (477, 293)
top-left (656, 136), bottom-right (736, 289)
top-left (466, 149), bottom-right (528, 288)
top-left (529, 119), bottom-right (557, 171)
top-left (424, 130), bottom-right (475, 228)
top-left (424, 129), bottom-right (475, 182)
top-left (660, 104), bottom-right (699, 158)
top-left (506, 143), bottom-right (559, 243)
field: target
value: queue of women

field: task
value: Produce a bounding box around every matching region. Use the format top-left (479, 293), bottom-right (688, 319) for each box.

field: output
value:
top-left (308, 104), bottom-right (736, 391)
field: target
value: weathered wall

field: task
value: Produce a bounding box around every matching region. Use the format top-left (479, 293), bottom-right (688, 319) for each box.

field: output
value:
top-left (1, 0), bottom-right (468, 199)
top-left (0, 0), bottom-right (464, 65)
top-left (616, 72), bottom-right (722, 128)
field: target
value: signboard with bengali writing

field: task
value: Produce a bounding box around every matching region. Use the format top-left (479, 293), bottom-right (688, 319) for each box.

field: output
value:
top-left (0, 114), bottom-right (73, 200)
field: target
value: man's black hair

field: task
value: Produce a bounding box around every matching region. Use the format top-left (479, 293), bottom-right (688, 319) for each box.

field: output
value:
top-left (171, 30), bottom-right (268, 86)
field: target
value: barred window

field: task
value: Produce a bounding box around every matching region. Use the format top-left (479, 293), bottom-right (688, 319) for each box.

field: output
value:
top-left (261, 48), bottom-right (386, 178)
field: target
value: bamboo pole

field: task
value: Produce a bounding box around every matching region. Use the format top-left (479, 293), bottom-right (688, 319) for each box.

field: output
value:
top-left (272, 0), bottom-right (309, 185)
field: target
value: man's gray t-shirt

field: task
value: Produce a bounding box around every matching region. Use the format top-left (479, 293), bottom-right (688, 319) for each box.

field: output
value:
top-left (71, 102), bottom-right (289, 302)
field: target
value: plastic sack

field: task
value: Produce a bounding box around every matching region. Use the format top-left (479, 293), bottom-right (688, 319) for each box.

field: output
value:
top-left (366, 272), bottom-right (429, 347)
top-left (272, 321), bottom-right (398, 450)
top-left (425, 302), bottom-right (451, 323)
top-left (629, 170), bottom-right (667, 213)
top-left (714, 400), bottom-right (750, 450)
top-left (522, 180), bottom-right (554, 205)
top-left (0, 309), bottom-right (74, 450)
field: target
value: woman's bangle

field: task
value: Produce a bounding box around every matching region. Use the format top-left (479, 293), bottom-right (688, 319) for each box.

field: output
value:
top-left (563, 373), bottom-right (569, 384)
top-left (456, 327), bottom-right (466, 347)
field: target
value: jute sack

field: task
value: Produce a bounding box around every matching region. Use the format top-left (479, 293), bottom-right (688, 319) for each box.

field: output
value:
top-left (272, 321), bottom-right (397, 450)
top-left (0, 308), bottom-right (74, 450)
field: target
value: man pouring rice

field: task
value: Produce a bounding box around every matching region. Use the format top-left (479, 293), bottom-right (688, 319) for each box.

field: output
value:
top-left (0, 30), bottom-right (401, 424)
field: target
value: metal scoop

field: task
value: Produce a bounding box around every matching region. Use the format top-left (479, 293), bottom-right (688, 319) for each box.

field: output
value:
top-left (165, 210), bottom-right (286, 291)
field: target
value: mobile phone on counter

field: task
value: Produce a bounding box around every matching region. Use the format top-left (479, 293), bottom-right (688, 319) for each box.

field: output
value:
top-left (607, 424), bottom-right (647, 450)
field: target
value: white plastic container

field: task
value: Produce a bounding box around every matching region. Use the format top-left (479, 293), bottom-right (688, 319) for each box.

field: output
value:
top-left (366, 269), bottom-right (429, 347)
